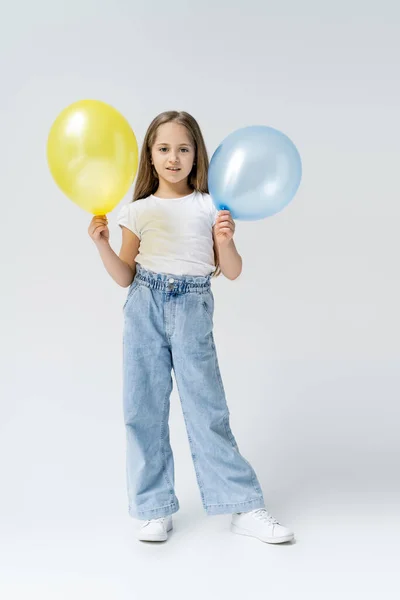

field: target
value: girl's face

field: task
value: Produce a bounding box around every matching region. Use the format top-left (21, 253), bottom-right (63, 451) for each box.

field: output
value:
top-left (151, 122), bottom-right (195, 186)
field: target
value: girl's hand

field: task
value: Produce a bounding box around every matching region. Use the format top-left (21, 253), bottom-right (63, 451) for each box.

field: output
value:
top-left (214, 210), bottom-right (235, 247)
top-left (88, 215), bottom-right (110, 245)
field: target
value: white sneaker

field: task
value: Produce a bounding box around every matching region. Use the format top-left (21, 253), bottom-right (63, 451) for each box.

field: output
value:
top-left (231, 508), bottom-right (294, 544)
top-left (137, 515), bottom-right (173, 542)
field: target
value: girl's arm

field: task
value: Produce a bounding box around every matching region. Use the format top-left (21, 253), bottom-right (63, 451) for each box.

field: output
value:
top-left (96, 234), bottom-right (138, 287)
top-left (214, 237), bottom-right (242, 280)
top-left (89, 216), bottom-right (139, 287)
top-left (213, 210), bottom-right (242, 280)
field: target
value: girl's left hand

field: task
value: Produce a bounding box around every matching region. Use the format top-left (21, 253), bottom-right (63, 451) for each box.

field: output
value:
top-left (214, 210), bottom-right (236, 247)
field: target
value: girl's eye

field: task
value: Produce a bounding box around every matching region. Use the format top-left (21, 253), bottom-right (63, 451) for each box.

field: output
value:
top-left (158, 147), bottom-right (190, 153)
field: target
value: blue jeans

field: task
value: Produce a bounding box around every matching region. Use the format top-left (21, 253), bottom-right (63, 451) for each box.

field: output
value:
top-left (122, 265), bottom-right (265, 520)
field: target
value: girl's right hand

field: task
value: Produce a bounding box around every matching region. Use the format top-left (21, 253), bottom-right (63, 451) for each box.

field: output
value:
top-left (88, 215), bottom-right (110, 245)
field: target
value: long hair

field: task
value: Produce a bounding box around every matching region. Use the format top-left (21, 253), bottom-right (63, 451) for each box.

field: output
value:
top-left (132, 110), bottom-right (220, 277)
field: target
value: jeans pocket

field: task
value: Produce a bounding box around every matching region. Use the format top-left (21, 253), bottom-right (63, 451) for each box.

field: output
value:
top-left (200, 290), bottom-right (214, 320)
top-left (123, 281), bottom-right (140, 310)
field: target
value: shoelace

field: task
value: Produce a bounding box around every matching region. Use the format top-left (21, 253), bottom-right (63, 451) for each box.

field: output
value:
top-left (143, 517), bottom-right (168, 527)
top-left (252, 509), bottom-right (280, 525)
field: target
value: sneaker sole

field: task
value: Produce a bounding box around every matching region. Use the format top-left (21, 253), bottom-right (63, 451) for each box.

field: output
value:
top-left (230, 523), bottom-right (294, 544)
top-left (138, 523), bottom-right (173, 542)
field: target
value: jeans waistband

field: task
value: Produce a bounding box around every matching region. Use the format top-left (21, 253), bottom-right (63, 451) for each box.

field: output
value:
top-left (134, 264), bottom-right (211, 293)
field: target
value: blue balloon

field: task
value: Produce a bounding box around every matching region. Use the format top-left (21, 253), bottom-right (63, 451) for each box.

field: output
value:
top-left (208, 126), bottom-right (302, 220)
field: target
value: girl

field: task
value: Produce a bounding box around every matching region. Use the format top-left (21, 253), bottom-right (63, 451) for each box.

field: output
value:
top-left (88, 111), bottom-right (294, 545)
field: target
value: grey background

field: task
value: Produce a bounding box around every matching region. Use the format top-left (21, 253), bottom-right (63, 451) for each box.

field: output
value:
top-left (1, 0), bottom-right (399, 597)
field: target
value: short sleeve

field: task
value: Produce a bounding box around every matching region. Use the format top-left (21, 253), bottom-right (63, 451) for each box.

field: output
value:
top-left (117, 203), bottom-right (140, 239)
top-left (206, 193), bottom-right (218, 226)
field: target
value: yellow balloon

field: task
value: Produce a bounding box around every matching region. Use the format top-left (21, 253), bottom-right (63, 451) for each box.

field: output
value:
top-left (47, 99), bottom-right (138, 215)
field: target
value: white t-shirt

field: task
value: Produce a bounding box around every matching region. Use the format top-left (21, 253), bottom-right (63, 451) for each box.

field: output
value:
top-left (117, 191), bottom-right (218, 276)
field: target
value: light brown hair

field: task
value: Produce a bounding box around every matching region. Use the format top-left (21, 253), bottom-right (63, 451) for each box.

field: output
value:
top-left (132, 110), bottom-right (220, 276)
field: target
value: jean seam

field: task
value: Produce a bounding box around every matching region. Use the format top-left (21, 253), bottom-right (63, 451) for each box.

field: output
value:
top-left (135, 501), bottom-right (178, 515)
top-left (210, 332), bottom-right (227, 401)
top-left (160, 374), bottom-right (175, 500)
top-left (173, 359), bottom-right (208, 510)
top-left (205, 498), bottom-right (264, 508)
top-left (223, 414), bottom-right (262, 498)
